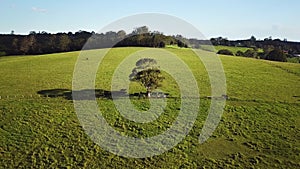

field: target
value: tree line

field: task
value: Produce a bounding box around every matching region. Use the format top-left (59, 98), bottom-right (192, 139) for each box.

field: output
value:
top-left (0, 26), bottom-right (188, 56)
top-left (188, 36), bottom-right (300, 62)
top-left (1, 26), bottom-right (300, 63)
top-left (211, 36), bottom-right (300, 55)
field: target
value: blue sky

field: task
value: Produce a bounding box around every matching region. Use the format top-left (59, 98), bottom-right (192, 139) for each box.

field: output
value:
top-left (1, 0), bottom-right (299, 41)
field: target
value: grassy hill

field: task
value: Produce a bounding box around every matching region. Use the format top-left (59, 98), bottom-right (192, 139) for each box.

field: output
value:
top-left (200, 45), bottom-right (252, 53)
top-left (0, 47), bottom-right (299, 168)
top-left (200, 45), bottom-right (264, 54)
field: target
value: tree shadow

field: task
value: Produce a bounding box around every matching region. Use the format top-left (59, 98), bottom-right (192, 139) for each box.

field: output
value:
top-left (37, 89), bottom-right (171, 100)
top-left (37, 89), bottom-right (72, 99)
top-left (293, 95), bottom-right (300, 101)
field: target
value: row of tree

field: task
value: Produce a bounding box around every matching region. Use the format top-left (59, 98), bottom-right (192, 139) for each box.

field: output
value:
top-left (186, 36), bottom-right (300, 62)
top-left (189, 36), bottom-right (300, 56)
top-left (0, 26), bottom-right (188, 56)
top-left (1, 27), bottom-right (300, 63)
top-left (217, 47), bottom-right (289, 62)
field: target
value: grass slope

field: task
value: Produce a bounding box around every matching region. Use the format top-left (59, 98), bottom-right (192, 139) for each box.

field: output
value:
top-left (200, 45), bottom-right (253, 53)
top-left (0, 47), bottom-right (299, 168)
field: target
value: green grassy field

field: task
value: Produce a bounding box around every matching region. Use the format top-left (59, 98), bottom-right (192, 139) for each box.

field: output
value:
top-left (0, 47), bottom-right (299, 168)
top-left (200, 45), bottom-right (253, 53)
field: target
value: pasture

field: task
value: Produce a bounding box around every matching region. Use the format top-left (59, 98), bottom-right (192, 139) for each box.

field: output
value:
top-left (0, 47), bottom-right (299, 168)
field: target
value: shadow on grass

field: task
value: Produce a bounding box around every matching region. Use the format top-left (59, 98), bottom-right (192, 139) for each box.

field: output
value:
top-left (37, 89), bottom-right (235, 101)
top-left (37, 89), bottom-right (171, 100)
top-left (292, 95), bottom-right (300, 101)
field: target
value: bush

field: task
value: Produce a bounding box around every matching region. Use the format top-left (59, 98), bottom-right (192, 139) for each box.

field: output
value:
top-left (287, 57), bottom-right (300, 63)
top-left (177, 40), bottom-right (188, 48)
top-left (159, 41), bottom-right (165, 48)
top-left (243, 49), bottom-right (258, 58)
top-left (0, 51), bottom-right (6, 57)
top-left (266, 49), bottom-right (287, 62)
top-left (236, 50), bottom-right (244, 56)
top-left (217, 49), bottom-right (234, 56)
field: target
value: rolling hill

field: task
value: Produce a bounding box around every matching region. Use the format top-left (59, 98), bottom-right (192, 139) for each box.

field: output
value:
top-left (0, 47), bottom-right (299, 168)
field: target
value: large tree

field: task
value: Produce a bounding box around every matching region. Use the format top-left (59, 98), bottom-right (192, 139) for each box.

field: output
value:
top-left (129, 58), bottom-right (164, 97)
top-left (132, 26), bottom-right (149, 35)
top-left (266, 48), bottom-right (287, 62)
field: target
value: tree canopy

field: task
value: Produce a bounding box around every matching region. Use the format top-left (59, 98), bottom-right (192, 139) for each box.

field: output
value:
top-left (0, 26), bottom-right (188, 56)
top-left (129, 58), bottom-right (164, 97)
top-left (266, 49), bottom-right (287, 62)
top-left (1, 27), bottom-right (300, 63)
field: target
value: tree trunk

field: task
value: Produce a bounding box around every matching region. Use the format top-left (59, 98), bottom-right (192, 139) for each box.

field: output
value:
top-left (146, 87), bottom-right (151, 98)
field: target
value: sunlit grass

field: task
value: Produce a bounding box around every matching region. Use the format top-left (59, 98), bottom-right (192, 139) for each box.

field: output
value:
top-left (0, 47), bottom-right (299, 168)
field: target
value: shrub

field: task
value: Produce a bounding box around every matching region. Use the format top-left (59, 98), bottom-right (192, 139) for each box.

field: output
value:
top-left (0, 51), bottom-right (6, 57)
top-left (266, 49), bottom-right (287, 62)
top-left (217, 49), bottom-right (234, 56)
top-left (159, 41), bottom-right (165, 48)
top-left (236, 50), bottom-right (244, 56)
top-left (287, 57), bottom-right (300, 63)
top-left (243, 49), bottom-right (258, 58)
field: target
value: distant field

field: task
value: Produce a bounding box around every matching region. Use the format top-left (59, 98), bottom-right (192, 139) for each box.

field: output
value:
top-left (200, 45), bottom-right (253, 53)
top-left (0, 47), bottom-right (299, 168)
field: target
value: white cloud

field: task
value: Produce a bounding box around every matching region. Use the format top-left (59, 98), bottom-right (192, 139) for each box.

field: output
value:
top-left (32, 7), bottom-right (47, 13)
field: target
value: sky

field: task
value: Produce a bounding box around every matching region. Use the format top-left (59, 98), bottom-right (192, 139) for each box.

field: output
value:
top-left (1, 0), bottom-right (300, 41)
